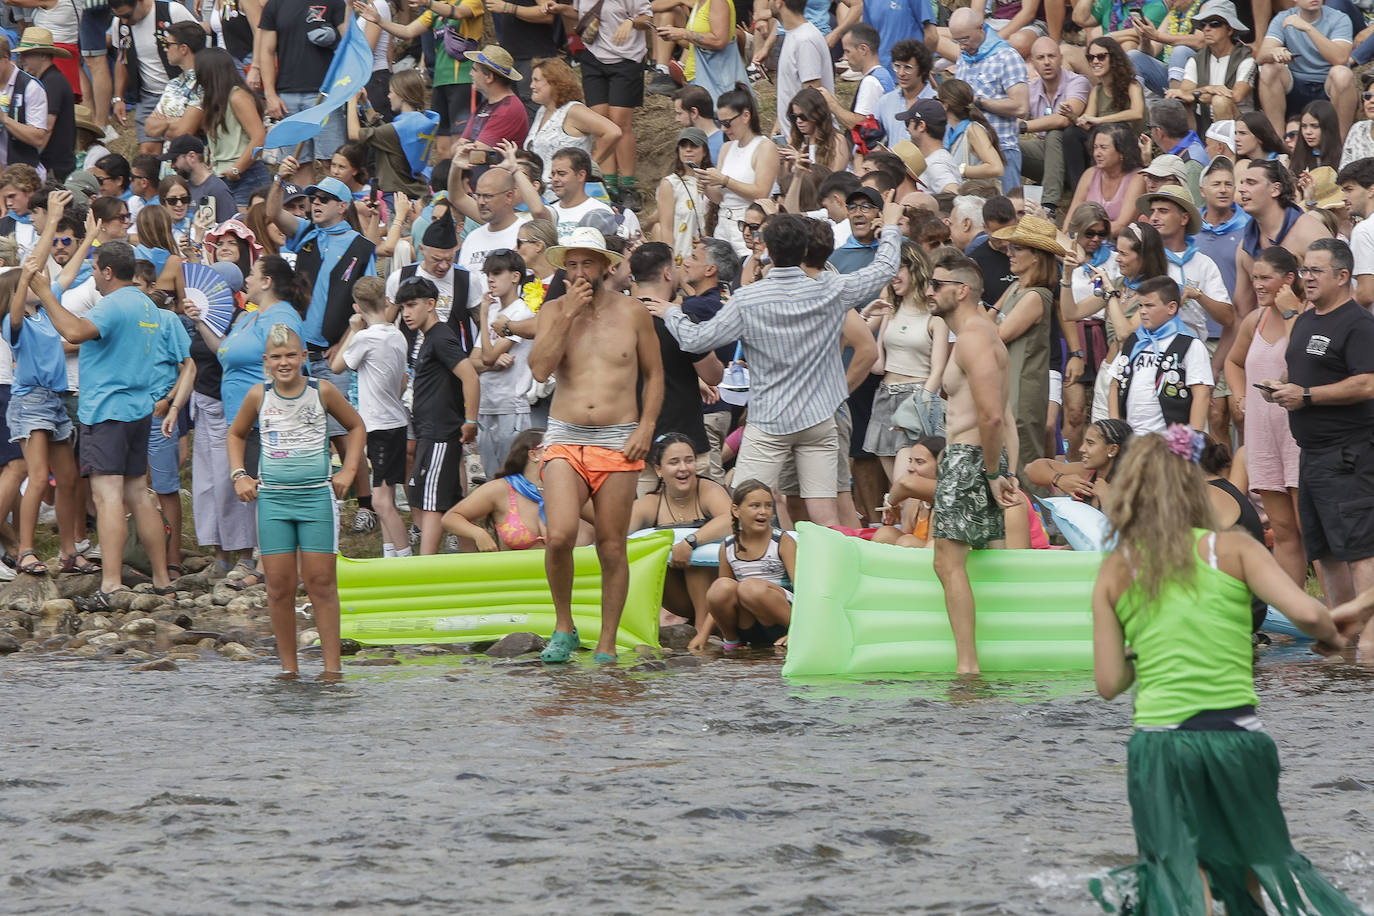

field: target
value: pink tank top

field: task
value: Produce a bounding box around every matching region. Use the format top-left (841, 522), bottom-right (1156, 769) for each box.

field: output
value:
top-left (1089, 169), bottom-right (1135, 221)
top-left (1244, 309), bottom-right (1291, 404)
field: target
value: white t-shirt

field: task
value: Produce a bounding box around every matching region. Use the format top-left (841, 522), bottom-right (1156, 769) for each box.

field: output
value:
top-left (35, 0), bottom-right (80, 44)
top-left (549, 197), bottom-right (611, 243)
top-left (1166, 250), bottom-right (1230, 341)
top-left (1068, 251), bottom-right (1122, 323)
top-left (60, 276), bottom-right (100, 391)
top-left (342, 322), bottom-right (409, 431)
top-left (130, 2), bottom-right (198, 99)
top-left (1108, 331), bottom-right (1213, 434)
top-left (458, 216), bottom-right (529, 304)
top-left (1352, 217), bottom-right (1374, 278)
top-left (920, 148), bottom-right (962, 194)
top-left (853, 67), bottom-right (887, 116)
top-left (775, 21), bottom-right (833, 142)
top-left (370, 0), bottom-right (393, 71)
top-left (477, 297), bottom-right (536, 413)
top-left (385, 262), bottom-right (456, 322)
top-left (0, 68), bottom-right (49, 171)
top-left (1181, 53), bottom-right (1257, 92)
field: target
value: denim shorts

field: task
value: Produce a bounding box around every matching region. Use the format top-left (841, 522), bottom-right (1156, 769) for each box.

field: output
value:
top-left (0, 386), bottom-right (23, 464)
top-left (275, 90), bottom-right (346, 162)
top-left (79, 6), bottom-right (113, 55)
top-left (7, 387), bottom-right (73, 443)
top-left (147, 418), bottom-right (181, 495)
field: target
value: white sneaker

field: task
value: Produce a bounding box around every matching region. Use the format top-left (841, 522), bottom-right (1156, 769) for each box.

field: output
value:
top-left (840, 67), bottom-right (864, 82)
top-left (102, 124), bottom-right (121, 143)
top-left (0, 562), bottom-right (15, 582)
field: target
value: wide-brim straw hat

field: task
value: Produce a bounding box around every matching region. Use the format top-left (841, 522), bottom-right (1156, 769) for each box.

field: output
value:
top-left (464, 45), bottom-right (522, 81)
top-left (1309, 166), bottom-right (1344, 210)
top-left (546, 226), bottom-right (623, 269)
top-left (74, 104), bottom-right (100, 136)
top-left (16, 27), bottom-right (72, 58)
top-left (1136, 184), bottom-right (1202, 235)
top-left (990, 215), bottom-right (1069, 256)
top-left (890, 140), bottom-right (927, 185)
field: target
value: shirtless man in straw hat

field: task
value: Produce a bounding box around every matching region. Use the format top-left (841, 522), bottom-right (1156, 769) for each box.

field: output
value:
top-left (927, 248), bottom-right (1020, 675)
top-left (529, 227), bottom-right (664, 664)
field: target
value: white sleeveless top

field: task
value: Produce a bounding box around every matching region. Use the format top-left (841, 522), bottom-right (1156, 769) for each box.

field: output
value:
top-left (526, 103), bottom-right (594, 182)
top-left (723, 529), bottom-right (791, 589)
top-left (258, 380), bottom-right (331, 490)
top-left (882, 307), bottom-right (934, 379)
top-left (719, 134), bottom-right (764, 218)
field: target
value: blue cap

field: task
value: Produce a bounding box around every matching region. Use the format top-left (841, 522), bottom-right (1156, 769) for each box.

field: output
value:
top-left (302, 177), bottom-right (352, 203)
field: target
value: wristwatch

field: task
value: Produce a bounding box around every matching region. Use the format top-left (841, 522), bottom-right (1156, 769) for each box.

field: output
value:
top-left (1069, 349), bottom-right (1085, 359)
top-left (230, 166), bottom-right (240, 178)
top-left (684, 533), bottom-right (698, 548)
top-left (1303, 387), bottom-right (1313, 408)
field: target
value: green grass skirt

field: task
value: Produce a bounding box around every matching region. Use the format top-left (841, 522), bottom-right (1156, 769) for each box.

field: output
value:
top-left (1090, 729), bottom-right (1365, 915)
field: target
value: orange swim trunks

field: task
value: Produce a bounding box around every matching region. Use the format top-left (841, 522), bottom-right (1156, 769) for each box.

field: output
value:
top-left (542, 444), bottom-right (644, 494)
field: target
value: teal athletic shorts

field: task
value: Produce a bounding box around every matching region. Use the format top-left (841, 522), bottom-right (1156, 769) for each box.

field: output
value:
top-left (257, 485), bottom-right (339, 555)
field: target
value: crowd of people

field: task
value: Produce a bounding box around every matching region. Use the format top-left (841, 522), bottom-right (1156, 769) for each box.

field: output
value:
top-left (4, 0), bottom-right (1374, 906)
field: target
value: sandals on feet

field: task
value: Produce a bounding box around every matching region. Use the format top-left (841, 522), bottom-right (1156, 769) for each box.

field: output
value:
top-left (540, 627), bottom-right (580, 664)
top-left (226, 571), bottom-right (265, 590)
top-left (17, 551), bottom-right (48, 576)
top-left (75, 588), bottom-right (126, 612)
top-left (59, 553), bottom-right (100, 574)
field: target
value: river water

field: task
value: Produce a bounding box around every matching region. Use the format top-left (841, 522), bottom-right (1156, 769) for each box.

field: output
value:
top-left (3, 643), bottom-right (1372, 915)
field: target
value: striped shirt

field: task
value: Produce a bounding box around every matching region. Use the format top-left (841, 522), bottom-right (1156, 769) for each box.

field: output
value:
top-left (663, 226), bottom-right (901, 435)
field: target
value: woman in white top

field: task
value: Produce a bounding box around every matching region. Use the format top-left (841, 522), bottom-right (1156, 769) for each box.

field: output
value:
top-left (656, 127), bottom-right (713, 264)
top-left (1058, 202), bottom-right (1121, 460)
top-left (1341, 76), bottom-right (1374, 169)
top-left (860, 241), bottom-right (949, 478)
top-left (523, 57), bottom-right (622, 183)
top-left (698, 85), bottom-right (779, 257)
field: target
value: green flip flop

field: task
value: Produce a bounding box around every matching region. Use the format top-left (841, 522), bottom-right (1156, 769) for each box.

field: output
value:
top-left (540, 628), bottom-right (579, 664)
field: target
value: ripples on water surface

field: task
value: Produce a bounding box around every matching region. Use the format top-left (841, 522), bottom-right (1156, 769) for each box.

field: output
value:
top-left (3, 644), bottom-right (1372, 915)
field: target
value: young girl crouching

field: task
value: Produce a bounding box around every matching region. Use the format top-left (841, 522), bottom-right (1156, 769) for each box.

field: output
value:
top-left (704, 480), bottom-right (795, 650)
top-left (226, 325), bottom-right (365, 680)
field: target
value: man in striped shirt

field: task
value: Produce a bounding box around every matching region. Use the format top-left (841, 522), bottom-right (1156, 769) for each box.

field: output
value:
top-left (650, 201), bottom-right (902, 525)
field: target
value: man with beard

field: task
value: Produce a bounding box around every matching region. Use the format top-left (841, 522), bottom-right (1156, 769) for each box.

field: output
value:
top-left (927, 248), bottom-right (1019, 676)
top-left (162, 134), bottom-right (237, 225)
top-left (530, 227), bottom-right (663, 664)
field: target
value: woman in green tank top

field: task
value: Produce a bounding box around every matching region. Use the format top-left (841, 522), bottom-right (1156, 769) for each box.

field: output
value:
top-left (1089, 427), bottom-right (1364, 915)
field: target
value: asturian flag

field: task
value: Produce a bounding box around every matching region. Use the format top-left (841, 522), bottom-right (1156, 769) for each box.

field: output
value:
top-left (263, 15), bottom-right (373, 150)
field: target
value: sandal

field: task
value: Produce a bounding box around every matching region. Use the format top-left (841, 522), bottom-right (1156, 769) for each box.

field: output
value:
top-left (150, 584), bottom-right (179, 596)
top-left (226, 571), bottom-right (266, 590)
top-left (75, 588), bottom-right (127, 612)
top-left (59, 553), bottom-right (101, 575)
top-left (166, 564), bottom-right (184, 578)
top-left (17, 551), bottom-right (48, 576)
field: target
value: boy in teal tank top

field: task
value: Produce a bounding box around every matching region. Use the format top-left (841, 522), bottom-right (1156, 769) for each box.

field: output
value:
top-left (226, 324), bottom-right (365, 681)
top-left (1090, 426), bottom-right (1365, 915)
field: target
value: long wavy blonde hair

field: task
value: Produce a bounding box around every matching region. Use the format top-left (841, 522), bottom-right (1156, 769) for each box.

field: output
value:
top-left (1104, 432), bottom-right (1216, 610)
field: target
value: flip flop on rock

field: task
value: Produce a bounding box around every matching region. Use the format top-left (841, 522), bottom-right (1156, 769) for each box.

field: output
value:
top-left (540, 628), bottom-right (579, 664)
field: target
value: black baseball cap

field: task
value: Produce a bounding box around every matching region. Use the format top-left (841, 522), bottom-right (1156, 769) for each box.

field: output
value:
top-left (161, 134), bottom-right (205, 161)
top-left (846, 187), bottom-right (884, 210)
top-left (897, 99), bottom-right (947, 132)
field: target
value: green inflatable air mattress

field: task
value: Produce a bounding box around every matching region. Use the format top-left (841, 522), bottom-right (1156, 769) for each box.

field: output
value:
top-left (782, 524), bottom-right (1102, 676)
top-left (337, 530), bottom-right (672, 650)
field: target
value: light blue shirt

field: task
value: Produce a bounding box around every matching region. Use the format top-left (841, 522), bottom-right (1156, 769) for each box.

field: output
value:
top-left (1267, 8), bottom-right (1352, 85)
top-left (864, 0), bottom-right (935, 71)
top-left (78, 285), bottom-right (163, 425)
top-left (152, 308), bottom-right (192, 396)
top-left (663, 226), bottom-right (900, 435)
top-left (5, 309), bottom-right (69, 396)
top-left (217, 302), bottom-right (307, 428)
top-left (873, 84), bottom-right (937, 153)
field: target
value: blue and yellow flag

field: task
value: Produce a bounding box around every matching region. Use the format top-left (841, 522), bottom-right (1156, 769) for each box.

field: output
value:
top-left (393, 109), bottom-right (441, 180)
top-left (263, 15), bottom-right (373, 150)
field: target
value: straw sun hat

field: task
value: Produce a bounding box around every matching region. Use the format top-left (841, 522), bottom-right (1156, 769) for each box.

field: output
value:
top-left (546, 227), bottom-right (623, 269)
top-left (990, 215), bottom-right (1069, 256)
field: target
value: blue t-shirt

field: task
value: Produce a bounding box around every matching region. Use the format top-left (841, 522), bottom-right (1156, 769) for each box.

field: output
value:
top-left (133, 244), bottom-right (171, 276)
top-left (78, 285), bottom-right (163, 425)
top-left (1267, 8), bottom-right (1353, 84)
top-left (217, 302), bottom-right (306, 428)
top-left (152, 308), bottom-right (192, 395)
top-left (5, 309), bottom-right (69, 396)
top-left (829, 236), bottom-right (880, 275)
top-left (864, 0), bottom-right (935, 71)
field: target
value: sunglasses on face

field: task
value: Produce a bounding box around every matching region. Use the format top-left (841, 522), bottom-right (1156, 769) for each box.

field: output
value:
top-left (738, 220), bottom-right (761, 233)
top-left (516, 236), bottom-right (538, 245)
top-left (1086, 52), bottom-right (1109, 62)
top-left (310, 194), bottom-right (339, 204)
top-left (164, 195), bottom-right (189, 205)
top-left (789, 111), bottom-right (808, 122)
top-left (1082, 228), bottom-right (1109, 239)
top-left (714, 111), bottom-right (744, 128)
top-left (1198, 18), bottom-right (1228, 28)
top-left (53, 236), bottom-right (75, 246)
top-left (929, 278), bottom-right (966, 290)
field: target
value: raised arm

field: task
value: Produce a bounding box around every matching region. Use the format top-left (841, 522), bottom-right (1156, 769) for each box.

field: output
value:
top-left (266, 165), bottom-right (306, 238)
top-left (32, 264), bottom-right (98, 343)
top-left (837, 207), bottom-right (904, 307)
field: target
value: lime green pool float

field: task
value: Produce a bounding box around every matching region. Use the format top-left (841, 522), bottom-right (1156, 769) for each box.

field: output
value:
top-left (337, 531), bottom-right (672, 650)
top-left (782, 524), bottom-right (1102, 677)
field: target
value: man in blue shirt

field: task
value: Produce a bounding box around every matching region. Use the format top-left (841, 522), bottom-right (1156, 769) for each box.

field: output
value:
top-left (1257, 0), bottom-right (1355, 137)
top-left (851, 0), bottom-right (935, 76)
top-left (41, 240), bottom-right (176, 605)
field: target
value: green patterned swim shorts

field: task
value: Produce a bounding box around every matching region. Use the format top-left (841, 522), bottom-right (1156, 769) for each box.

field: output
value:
top-left (930, 443), bottom-right (1009, 549)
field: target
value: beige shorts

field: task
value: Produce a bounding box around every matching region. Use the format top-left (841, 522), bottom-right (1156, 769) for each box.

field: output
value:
top-left (1206, 338), bottom-right (1231, 399)
top-left (735, 414), bottom-right (842, 499)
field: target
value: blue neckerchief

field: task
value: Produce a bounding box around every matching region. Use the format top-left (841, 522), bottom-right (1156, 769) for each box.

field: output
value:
top-left (394, 109), bottom-right (441, 180)
top-left (1122, 274), bottom-right (1143, 292)
top-left (11, 212), bottom-right (30, 225)
top-left (1129, 314), bottom-right (1189, 362)
top-left (961, 25), bottom-right (1011, 64)
top-left (1166, 131), bottom-right (1201, 157)
top-left (1200, 206), bottom-right (1249, 235)
top-left (1165, 236), bottom-right (1198, 268)
top-left (1081, 243), bottom-right (1113, 275)
top-left (945, 118), bottom-right (971, 154)
top-left (507, 473), bottom-right (545, 523)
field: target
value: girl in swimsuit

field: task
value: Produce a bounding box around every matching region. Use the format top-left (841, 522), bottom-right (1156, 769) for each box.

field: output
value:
top-left (702, 480), bottom-right (796, 651)
top-left (442, 429), bottom-right (551, 551)
top-left (627, 433), bottom-right (733, 631)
